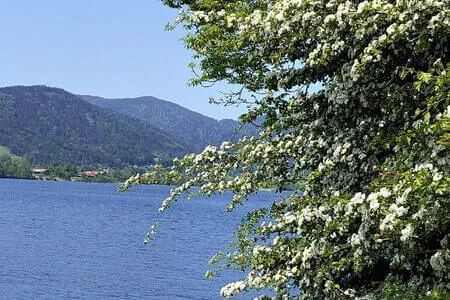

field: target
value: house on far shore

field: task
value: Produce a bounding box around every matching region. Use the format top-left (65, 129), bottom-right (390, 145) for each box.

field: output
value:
top-left (32, 168), bottom-right (50, 176)
top-left (79, 170), bottom-right (103, 177)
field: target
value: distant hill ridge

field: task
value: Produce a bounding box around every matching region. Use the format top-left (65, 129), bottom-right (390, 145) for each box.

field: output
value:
top-left (0, 85), bottom-right (258, 167)
top-left (0, 85), bottom-right (186, 167)
top-left (79, 95), bottom-right (258, 153)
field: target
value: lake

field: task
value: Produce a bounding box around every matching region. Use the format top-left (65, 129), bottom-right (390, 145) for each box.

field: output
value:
top-left (0, 179), bottom-right (277, 299)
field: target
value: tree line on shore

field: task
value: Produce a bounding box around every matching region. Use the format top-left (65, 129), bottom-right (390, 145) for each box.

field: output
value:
top-left (0, 156), bottom-right (157, 183)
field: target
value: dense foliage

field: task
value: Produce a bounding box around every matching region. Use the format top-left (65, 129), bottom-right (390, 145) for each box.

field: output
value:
top-left (42, 163), bottom-right (79, 181)
top-left (123, 0), bottom-right (450, 298)
top-left (0, 157), bottom-right (32, 179)
top-left (80, 95), bottom-right (259, 153)
top-left (0, 86), bottom-right (186, 167)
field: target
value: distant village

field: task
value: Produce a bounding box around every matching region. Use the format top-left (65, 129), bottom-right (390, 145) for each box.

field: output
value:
top-left (26, 165), bottom-right (146, 183)
top-left (32, 168), bottom-right (105, 178)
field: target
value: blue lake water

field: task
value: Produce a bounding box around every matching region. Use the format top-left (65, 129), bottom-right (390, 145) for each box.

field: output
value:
top-left (0, 179), bottom-right (278, 299)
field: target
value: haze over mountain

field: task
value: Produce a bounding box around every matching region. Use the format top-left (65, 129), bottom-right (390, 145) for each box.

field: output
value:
top-left (0, 86), bottom-right (186, 167)
top-left (79, 95), bottom-right (258, 153)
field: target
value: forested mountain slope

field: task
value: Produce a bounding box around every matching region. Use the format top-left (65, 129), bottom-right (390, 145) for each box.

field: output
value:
top-left (0, 86), bottom-right (187, 167)
top-left (80, 95), bottom-right (259, 153)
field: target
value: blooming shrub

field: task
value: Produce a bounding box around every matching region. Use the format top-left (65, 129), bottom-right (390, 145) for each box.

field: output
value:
top-left (123, 0), bottom-right (450, 298)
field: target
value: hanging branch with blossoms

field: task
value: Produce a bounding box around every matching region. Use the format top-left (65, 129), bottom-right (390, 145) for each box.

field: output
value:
top-left (122, 0), bottom-right (450, 298)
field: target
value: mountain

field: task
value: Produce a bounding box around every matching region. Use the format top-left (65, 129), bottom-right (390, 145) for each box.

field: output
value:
top-left (79, 95), bottom-right (259, 153)
top-left (0, 86), bottom-right (187, 167)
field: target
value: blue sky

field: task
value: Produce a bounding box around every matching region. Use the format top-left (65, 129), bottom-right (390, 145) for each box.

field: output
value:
top-left (0, 1), bottom-right (248, 120)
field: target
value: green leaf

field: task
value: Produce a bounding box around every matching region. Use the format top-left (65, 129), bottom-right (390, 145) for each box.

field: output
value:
top-left (418, 71), bottom-right (432, 83)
